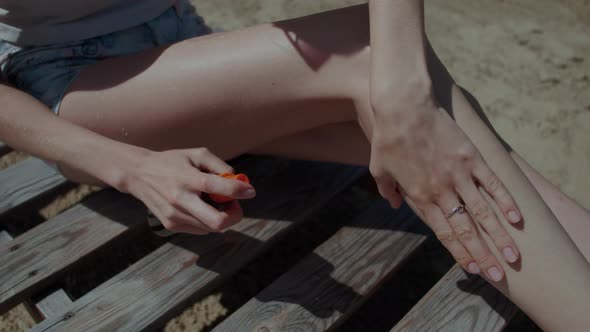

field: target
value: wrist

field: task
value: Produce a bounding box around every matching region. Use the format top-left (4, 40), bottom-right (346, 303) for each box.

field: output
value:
top-left (95, 142), bottom-right (151, 193)
top-left (370, 72), bottom-right (433, 113)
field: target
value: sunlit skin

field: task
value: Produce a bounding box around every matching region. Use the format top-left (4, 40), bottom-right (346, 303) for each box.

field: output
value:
top-left (0, 3), bottom-right (588, 331)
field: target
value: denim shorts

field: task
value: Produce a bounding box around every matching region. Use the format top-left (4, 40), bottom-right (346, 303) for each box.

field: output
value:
top-left (0, 0), bottom-right (211, 115)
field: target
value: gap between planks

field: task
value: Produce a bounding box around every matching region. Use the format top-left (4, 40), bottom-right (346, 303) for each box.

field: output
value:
top-left (0, 230), bottom-right (74, 321)
top-left (0, 191), bottom-right (144, 314)
top-left (391, 264), bottom-right (519, 332)
top-left (32, 161), bottom-right (366, 332)
top-left (213, 200), bottom-right (428, 332)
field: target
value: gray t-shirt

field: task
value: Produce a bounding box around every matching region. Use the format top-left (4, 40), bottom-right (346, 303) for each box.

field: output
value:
top-left (0, 0), bottom-right (175, 46)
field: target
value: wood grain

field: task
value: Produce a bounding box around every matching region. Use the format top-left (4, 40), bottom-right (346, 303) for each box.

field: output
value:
top-left (0, 190), bottom-right (145, 314)
top-left (2, 230), bottom-right (76, 322)
top-left (0, 158), bottom-right (66, 215)
top-left (32, 160), bottom-right (365, 332)
top-left (35, 289), bottom-right (73, 320)
top-left (213, 200), bottom-right (428, 332)
top-left (391, 264), bottom-right (519, 332)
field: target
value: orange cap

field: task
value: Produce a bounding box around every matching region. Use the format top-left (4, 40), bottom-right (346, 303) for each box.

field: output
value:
top-left (208, 173), bottom-right (250, 203)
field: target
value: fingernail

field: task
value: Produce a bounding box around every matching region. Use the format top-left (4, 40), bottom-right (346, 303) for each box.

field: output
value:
top-left (487, 266), bottom-right (503, 282)
top-left (508, 210), bottom-right (521, 223)
top-left (467, 262), bottom-right (480, 274)
top-left (503, 247), bottom-right (518, 263)
top-left (241, 189), bottom-right (256, 199)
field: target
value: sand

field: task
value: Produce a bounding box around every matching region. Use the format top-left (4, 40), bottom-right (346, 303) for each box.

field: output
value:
top-left (1, 0), bottom-right (588, 331)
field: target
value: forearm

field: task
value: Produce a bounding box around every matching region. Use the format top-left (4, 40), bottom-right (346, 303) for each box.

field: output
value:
top-left (0, 83), bottom-right (145, 189)
top-left (369, 0), bottom-right (429, 104)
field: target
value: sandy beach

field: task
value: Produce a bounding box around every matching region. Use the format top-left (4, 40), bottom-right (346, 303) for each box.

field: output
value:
top-left (0, 0), bottom-right (588, 331)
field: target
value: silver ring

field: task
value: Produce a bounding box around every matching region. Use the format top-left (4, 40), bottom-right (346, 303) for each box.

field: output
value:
top-left (147, 210), bottom-right (175, 237)
top-left (446, 204), bottom-right (465, 219)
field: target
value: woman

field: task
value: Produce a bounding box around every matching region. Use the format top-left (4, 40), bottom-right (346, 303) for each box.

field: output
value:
top-left (0, 0), bottom-right (588, 330)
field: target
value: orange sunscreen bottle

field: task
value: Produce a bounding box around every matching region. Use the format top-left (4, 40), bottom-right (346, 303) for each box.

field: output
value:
top-left (208, 173), bottom-right (250, 203)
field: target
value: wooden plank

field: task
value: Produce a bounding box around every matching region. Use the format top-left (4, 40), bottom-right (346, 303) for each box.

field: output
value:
top-left (33, 161), bottom-right (366, 332)
top-left (0, 230), bottom-right (12, 243)
top-left (0, 190), bottom-right (145, 314)
top-left (35, 289), bottom-right (73, 320)
top-left (391, 264), bottom-right (519, 332)
top-left (2, 230), bottom-right (76, 321)
top-left (213, 200), bottom-right (428, 332)
top-left (2, 230), bottom-right (74, 321)
top-left (0, 158), bottom-right (67, 215)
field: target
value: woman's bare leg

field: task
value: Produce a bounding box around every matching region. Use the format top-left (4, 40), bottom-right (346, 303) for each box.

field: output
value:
top-left (58, 6), bottom-right (371, 164)
top-left (423, 44), bottom-right (590, 331)
top-left (251, 122), bottom-right (590, 260)
top-left (511, 154), bottom-right (590, 257)
top-left (56, 4), bottom-right (590, 331)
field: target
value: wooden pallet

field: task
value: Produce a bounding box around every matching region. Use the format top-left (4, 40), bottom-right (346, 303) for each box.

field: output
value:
top-left (0, 143), bottom-right (518, 331)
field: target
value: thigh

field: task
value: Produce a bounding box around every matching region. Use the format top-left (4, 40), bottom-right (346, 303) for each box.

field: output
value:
top-left (58, 5), bottom-right (370, 160)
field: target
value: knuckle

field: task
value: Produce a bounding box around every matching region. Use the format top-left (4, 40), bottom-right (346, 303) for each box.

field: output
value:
top-left (168, 189), bottom-right (184, 207)
top-left (208, 223), bottom-right (223, 232)
top-left (369, 166), bottom-right (385, 181)
top-left (457, 144), bottom-right (477, 161)
top-left (209, 215), bottom-right (229, 232)
top-left (485, 174), bottom-right (503, 193)
top-left (456, 226), bottom-right (477, 241)
top-left (454, 254), bottom-right (473, 266)
top-left (470, 201), bottom-right (493, 221)
top-left (436, 231), bottom-right (456, 245)
top-left (194, 147), bottom-right (210, 159)
top-left (429, 186), bottom-right (445, 200)
top-left (490, 229), bottom-right (512, 244)
top-left (161, 214), bottom-right (179, 231)
top-left (165, 222), bottom-right (181, 232)
top-left (161, 206), bottom-right (176, 221)
top-left (197, 176), bottom-right (211, 193)
top-left (407, 187), bottom-right (429, 203)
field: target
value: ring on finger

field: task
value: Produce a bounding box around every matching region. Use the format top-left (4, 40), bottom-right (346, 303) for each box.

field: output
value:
top-left (446, 204), bottom-right (466, 219)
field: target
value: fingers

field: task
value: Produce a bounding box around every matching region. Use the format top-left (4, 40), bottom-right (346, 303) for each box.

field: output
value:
top-left (423, 206), bottom-right (480, 274)
top-left (188, 147), bottom-right (234, 174)
top-left (473, 160), bottom-right (522, 224)
top-left (376, 179), bottom-right (403, 208)
top-left (192, 173), bottom-right (256, 200)
top-left (391, 185), bottom-right (403, 208)
top-left (145, 194), bottom-right (215, 235)
top-left (456, 182), bottom-right (520, 264)
top-left (146, 186), bottom-right (244, 235)
top-left (172, 201), bottom-right (244, 235)
top-left (371, 169), bottom-right (403, 208)
top-left (172, 191), bottom-right (244, 232)
top-left (437, 195), bottom-right (505, 282)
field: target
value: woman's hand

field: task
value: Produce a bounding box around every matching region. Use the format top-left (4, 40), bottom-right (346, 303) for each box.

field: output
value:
top-left (0, 83), bottom-right (254, 236)
top-left (121, 147), bottom-right (256, 235)
top-left (369, 81), bottom-right (521, 282)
